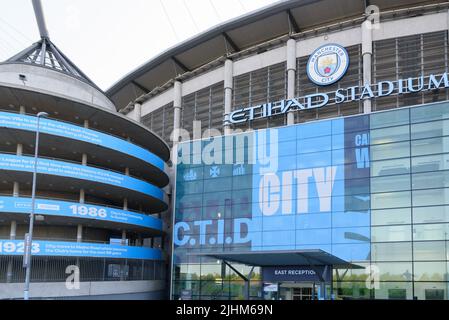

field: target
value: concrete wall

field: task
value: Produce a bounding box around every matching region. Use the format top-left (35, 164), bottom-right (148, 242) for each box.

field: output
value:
top-left (0, 63), bottom-right (115, 111)
top-left (138, 11), bottom-right (449, 119)
top-left (0, 280), bottom-right (165, 300)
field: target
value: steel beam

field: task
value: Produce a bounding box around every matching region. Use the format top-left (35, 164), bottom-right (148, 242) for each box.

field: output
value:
top-left (32, 0), bottom-right (50, 39)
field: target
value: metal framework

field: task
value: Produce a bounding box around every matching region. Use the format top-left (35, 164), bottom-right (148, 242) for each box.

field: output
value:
top-left (5, 38), bottom-right (98, 88)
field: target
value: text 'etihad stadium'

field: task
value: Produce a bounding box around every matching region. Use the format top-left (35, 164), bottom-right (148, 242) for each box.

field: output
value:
top-left (225, 73), bottom-right (449, 125)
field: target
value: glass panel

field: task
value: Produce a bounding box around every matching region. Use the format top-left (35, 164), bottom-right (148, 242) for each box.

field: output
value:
top-left (413, 188), bottom-right (449, 206)
top-left (371, 191), bottom-right (411, 209)
top-left (334, 281), bottom-right (372, 300)
top-left (412, 171), bottom-right (449, 190)
top-left (371, 175), bottom-right (410, 193)
top-left (411, 137), bottom-right (449, 157)
top-left (371, 142), bottom-right (410, 161)
top-left (178, 264), bottom-right (201, 281)
top-left (411, 102), bottom-right (449, 123)
top-left (370, 109), bottom-right (410, 129)
top-left (371, 242), bottom-right (412, 262)
top-left (411, 120), bottom-right (449, 140)
top-left (371, 225), bottom-right (412, 242)
top-left (370, 125), bottom-right (410, 145)
top-left (413, 206), bottom-right (449, 224)
top-left (371, 208), bottom-right (411, 226)
top-left (414, 262), bottom-right (447, 282)
top-left (374, 282), bottom-right (413, 300)
top-left (375, 262), bottom-right (413, 281)
top-left (412, 154), bottom-right (449, 173)
top-left (414, 282), bottom-right (448, 300)
top-left (413, 241), bottom-right (448, 261)
top-left (413, 223), bottom-right (449, 241)
top-left (201, 281), bottom-right (229, 298)
top-left (371, 158), bottom-right (410, 177)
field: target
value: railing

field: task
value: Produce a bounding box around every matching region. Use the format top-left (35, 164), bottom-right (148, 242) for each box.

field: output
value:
top-left (0, 238), bottom-right (162, 249)
top-left (0, 255), bottom-right (166, 284)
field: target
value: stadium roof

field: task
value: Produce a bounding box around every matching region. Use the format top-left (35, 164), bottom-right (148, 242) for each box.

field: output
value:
top-left (3, 38), bottom-right (102, 92)
top-left (106, 0), bottom-right (447, 110)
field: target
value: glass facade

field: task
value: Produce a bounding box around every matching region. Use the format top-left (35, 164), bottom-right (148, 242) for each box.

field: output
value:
top-left (172, 101), bottom-right (449, 300)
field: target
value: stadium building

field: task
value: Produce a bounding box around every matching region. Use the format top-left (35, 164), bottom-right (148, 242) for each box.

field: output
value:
top-left (0, 1), bottom-right (170, 299)
top-left (109, 0), bottom-right (449, 300)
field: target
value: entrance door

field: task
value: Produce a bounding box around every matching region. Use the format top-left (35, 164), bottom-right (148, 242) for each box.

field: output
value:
top-left (292, 287), bottom-right (314, 300)
top-left (279, 283), bottom-right (317, 300)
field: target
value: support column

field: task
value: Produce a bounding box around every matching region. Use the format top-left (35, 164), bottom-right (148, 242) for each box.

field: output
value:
top-left (10, 221), bottom-right (17, 240)
top-left (287, 38), bottom-right (297, 125)
top-left (12, 143), bottom-right (21, 259)
top-left (134, 103), bottom-right (142, 123)
top-left (76, 224), bottom-right (83, 243)
top-left (173, 80), bottom-right (182, 146)
top-left (362, 19), bottom-right (373, 114)
top-left (79, 189), bottom-right (85, 204)
top-left (224, 59), bottom-right (234, 135)
top-left (13, 182), bottom-right (19, 197)
top-left (19, 106), bottom-right (26, 114)
top-left (81, 153), bottom-right (87, 166)
top-left (16, 143), bottom-right (23, 156)
top-left (123, 168), bottom-right (129, 211)
top-left (6, 221), bottom-right (17, 282)
top-left (123, 198), bottom-right (128, 211)
top-left (121, 230), bottom-right (127, 246)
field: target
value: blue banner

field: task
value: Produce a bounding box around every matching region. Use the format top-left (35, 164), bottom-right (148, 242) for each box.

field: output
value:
top-left (0, 240), bottom-right (162, 260)
top-left (0, 196), bottom-right (162, 230)
top-left (0, 112), bottom-right (164, 170)
top-left (0, 154), bottom-right (164, 201)
top-left (174, 116), bottom-right (372, 262)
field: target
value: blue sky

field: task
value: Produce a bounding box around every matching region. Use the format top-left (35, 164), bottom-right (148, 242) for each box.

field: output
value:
top-left (0, 0), bottom-right (279, 90)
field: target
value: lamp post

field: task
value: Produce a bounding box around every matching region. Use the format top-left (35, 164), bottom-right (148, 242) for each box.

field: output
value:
top-left (23, 111), bottom-right (48, 300)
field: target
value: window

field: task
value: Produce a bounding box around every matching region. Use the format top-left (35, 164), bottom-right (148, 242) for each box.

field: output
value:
top-left (413, 241), bottom-right (448, 261)
top-left (371, 142), bottom-right (410, 161)
top-left (371, 208), bottom-right (411, 226)
top-left (371, 175), bottom-right (410, 193)
top-left (371, 242), bottom-right (412, 262)
top-left (371, 158), bottom-right (410, 177)
top-left (372, 191), bottom-right (411, 209)
top-left (370, 125), bottom-right (410, 145)
top-left (413, 223), bottom-right (449, 241)
top-left (371, 225), bottom-right (412, 242)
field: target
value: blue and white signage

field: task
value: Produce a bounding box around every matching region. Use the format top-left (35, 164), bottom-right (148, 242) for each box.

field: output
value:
top-left (307, 44), bottom-right (349, 86)
top-left (0, 196), bottom-right (162, 230)
top-left (174, 116), bottom-right (372, 262)
top-left (0, 112), bottom-right (164, 170)
top-left (0, 240), bottom-right (162, 260)
top-left (0, 154), bottom-right (164, 201)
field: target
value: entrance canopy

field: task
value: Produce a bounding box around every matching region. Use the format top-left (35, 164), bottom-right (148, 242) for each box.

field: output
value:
top-left (189, 249), bottom-right (362, 269)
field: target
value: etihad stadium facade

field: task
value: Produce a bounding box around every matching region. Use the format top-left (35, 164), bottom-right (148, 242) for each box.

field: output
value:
top-left (3, 0), bottom-right (449, 301)
top-left (109, 0), bottom-right (449, 300)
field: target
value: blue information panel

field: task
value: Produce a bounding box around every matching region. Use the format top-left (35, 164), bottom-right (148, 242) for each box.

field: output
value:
top-left (174, 116), bottom-right (371, 262)
top-left (0, 196), bottom-right (162, 230)
top-left (0, 154), bottom-right (164, 201)
top-left (0, 240), bottom-right (162, 260)
top-left (0, 112), bottom-right (164, 170)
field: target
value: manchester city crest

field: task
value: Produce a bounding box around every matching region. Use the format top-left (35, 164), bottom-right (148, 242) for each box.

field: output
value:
top-left (307, 44), bottom-right (349, 86)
